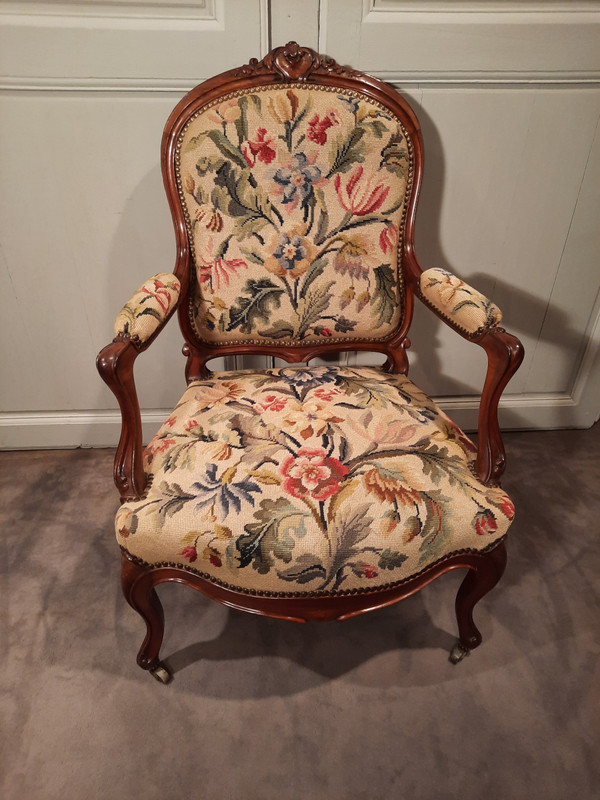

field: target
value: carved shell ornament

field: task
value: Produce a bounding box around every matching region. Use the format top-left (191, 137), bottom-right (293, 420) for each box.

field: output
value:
top-left (236, 41), bottom-right (360, 82)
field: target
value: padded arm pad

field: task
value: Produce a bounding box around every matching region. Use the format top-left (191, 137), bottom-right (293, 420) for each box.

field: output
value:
top-left (114, 273), bottom-right (181, 344)
top-left (419, 268), bottom-right (502, 336)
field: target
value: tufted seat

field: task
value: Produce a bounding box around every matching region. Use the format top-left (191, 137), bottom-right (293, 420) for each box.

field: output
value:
top-left (117, 366), bottom-right (514, 595)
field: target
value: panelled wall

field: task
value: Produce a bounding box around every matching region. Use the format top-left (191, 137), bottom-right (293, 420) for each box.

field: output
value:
top-left (1, 0), bottom-right (599, 447)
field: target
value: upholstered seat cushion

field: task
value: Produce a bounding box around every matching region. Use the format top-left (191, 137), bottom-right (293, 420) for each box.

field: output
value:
top-left (117, 366), bottom-right (514, 595)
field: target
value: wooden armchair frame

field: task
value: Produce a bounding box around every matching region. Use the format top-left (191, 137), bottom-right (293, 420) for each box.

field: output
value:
top-left (97, 43), bottom-right (523, 682)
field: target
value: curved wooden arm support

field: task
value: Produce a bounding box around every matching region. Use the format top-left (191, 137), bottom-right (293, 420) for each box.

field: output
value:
top-left (411, 275), bottom-right (523, 485)
top-left (97, 338), bottom-right (146, 501)
top-left (474, 327), bottom-right (524, 484)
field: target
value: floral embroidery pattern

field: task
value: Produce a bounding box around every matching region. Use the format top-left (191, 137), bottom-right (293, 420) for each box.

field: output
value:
top-left (419, 268), bottom-right (503, 336)
top-left (114, 273), bottom-right (181, 343)
top-left (117, 366), bottom-right (515, 594)
top-left (178, 87), bottom-right (411, 344)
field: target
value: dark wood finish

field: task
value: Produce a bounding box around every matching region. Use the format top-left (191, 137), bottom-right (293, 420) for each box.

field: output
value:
top-left (96, 338), bottom-right (146, 500)
top-left (96, 42), bottom-right (524, 676)
top-left (455, 540), bottom-right (507, 649)
top-left (121, 552), bottom-right (166, 671)
top-left (474, 330), bottom-right (524, 483)
top-left (96, 306), bottom-right (180, 499)
top-left (121, 540), bottom-right (507, 674)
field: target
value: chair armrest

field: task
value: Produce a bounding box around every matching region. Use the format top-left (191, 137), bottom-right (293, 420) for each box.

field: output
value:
top-left (114, 273), bottom-right (180, 345)
top-left (414, 268), bottom-right (523, 485)
top-left (97, 273), bottom-right (181, 501)
top-left (419, 268), bottom-right (502, 338)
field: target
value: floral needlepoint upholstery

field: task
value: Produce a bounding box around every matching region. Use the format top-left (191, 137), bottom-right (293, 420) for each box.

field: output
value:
top-left (177, 86), bottom-right (412, 345)
top-left (114, 273), bottom-right (181, 343)
top-left (116, 366), bottom-right (515, 595)
top-left (419, 268), bottom-right (502, 336)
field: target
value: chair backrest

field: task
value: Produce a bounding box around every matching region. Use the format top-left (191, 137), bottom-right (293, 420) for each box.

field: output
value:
top-left (162, 42), bottom-right (423, 368)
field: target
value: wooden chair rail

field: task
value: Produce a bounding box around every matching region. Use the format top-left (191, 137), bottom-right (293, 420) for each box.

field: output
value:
top-left (121, 539), bottom-right (508, 674)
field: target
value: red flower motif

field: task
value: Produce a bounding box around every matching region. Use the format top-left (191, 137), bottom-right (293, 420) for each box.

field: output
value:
top-left (155, 438), bottom-right (176, 453)
top-left (474, 510), bottom-right (498, 536)
top-left (198, 255), bottom-right (248, 291)
top-left (316, 327), bottom-right (333, 337)
top-left (184, 419), bottom-right (199, 431)
top-left (258, 394), bottom-right (289, 413)
top-left (307, 112), bottom-right (339, 145)
top-left (335, 166), bottom-right (390, 216)
top-left (280, 447), bottom-right (348, 501)
top-left (142, 278), bottom-right (178, 315)
top-left (242, 128), bottom-right (277, 166)
top-left (312, 387), bottom-right (342, 402)
top-left (195, 204), bottom-right (224, 233)
top-left (498, 495), bottom-right (515, 520)
top-left (360, 564), bottom-right (378, 579)
top-left (209, 553), bottom-right (222, 567)
top-left (379, 224), bottom-right (398, 254)
top-left (180, 545), bottom-right (198, 563)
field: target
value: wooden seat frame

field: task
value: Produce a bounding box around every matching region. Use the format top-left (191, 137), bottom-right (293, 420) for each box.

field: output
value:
top-left (97, 42), bottom-right (523, 682)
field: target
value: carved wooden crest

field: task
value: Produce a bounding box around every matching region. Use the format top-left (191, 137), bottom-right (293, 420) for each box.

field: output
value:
top-left (236, 41), bottom-right (358, 82)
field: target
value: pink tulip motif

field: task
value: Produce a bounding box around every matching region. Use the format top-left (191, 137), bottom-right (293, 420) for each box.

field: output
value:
top-left (335, 166), bottom-right (390, 216)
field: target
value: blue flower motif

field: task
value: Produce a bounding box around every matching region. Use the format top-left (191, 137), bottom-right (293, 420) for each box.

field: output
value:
top-left (275, 367), bottom-right (340, 399)
top-left (273, 233), bottom-right (307, 271)
top-left (338, 96), bottom-right (360, 114)
top-left (192, 464), bottom-right (260, 517)
top-left (273, 153), bottom-right (321, 206)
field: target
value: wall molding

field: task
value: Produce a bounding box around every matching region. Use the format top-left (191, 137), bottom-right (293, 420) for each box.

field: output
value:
top-left (367, 0), bottom-right (600, 14)
top-left (0, 0), bottom-right (220, 22)
top-left (2, 72), bottom-right (600, 94)
top-left (0, 76), bottom-right (201, 93)
top-left (0, 389), bottom-right (592, 450)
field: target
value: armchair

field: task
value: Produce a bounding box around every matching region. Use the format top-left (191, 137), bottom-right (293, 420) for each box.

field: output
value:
top-left (97, 42), bottom-right (523, 683)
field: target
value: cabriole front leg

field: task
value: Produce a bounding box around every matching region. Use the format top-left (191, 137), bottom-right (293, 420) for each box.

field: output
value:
top-left (121, 552), bottom-right (171, 683)
top-left (450, 540), bottom-right (508, 664)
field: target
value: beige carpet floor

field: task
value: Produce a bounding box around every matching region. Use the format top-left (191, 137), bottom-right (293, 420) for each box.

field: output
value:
top-left (2, 425), bottom-right (599, 800)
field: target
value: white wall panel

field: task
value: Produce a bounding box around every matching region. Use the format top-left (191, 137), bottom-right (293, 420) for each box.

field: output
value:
top-left (325, 0), bottom-right (600, 430)
top-left (1, 0), bottom-right (599, 448)
top-left (0, 0), bottom-right (267, 448)
top-left (0, 0), bottom-right (263, 85)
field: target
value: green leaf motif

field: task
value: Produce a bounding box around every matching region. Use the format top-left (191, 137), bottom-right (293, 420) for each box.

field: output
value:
top-left (239, 247), bottom-right (265, 265)
top-left (234, 497), bottom-right (309, 573)
top-left (334, 316), bottom-right (357, 333)
top-left (299, 257), bottom-right (327, 300)
top-left (206, 129), bottom-right (248, 169)
top-left (327, 127), bottom-right (365, 177)
top-left (294, 281), bottom-right (335, 338)
top-left (214, 162), bottom-right (276, 237)
top-left (156, 482), bottom-right (196, 521)
top-left (258, 320), bottom-right (295, 340)
top-left (361, 119), bottom-right (389, 139)
top-left (380, 131), bottom-right (408, 175)
top-left (378, 548), bottom-right (408, 570)
top-left (417, 491), bottom-right (452, 564)
top-left (196, 155), bottom-right (225, 176)
top-left (279, 554), bottom-right (327, 585)
top-left (234, 95), bottom-right (249, 145)
top-left (371, 264), bottom-right (397, 327)
top-left (227, 278), bottom-right (285, 334)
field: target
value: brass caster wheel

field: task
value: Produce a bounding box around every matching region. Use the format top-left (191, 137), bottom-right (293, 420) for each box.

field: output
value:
top-left (149, 663), bottom-right (172, 684)
top-left (449, 642), bottom-right (471, 665)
